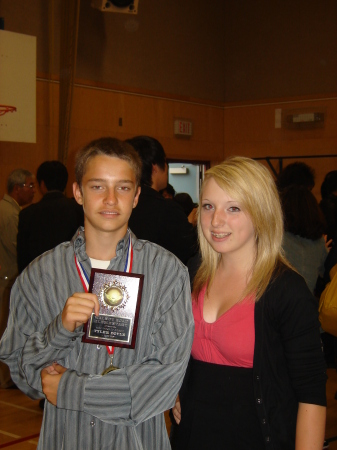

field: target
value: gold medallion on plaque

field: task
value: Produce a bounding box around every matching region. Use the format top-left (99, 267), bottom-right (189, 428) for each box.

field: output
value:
top-left (99, 280), bottom-right (129, 311)
top-left (104, 286), bottom-right (123, 307)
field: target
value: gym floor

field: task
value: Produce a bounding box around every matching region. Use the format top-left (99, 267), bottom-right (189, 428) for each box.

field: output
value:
top-left (1, 368), bottom-right (337, 449)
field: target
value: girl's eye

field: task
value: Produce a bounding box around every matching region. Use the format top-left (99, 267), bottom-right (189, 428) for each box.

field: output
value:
top-left (202, 204), bottom-right (213, 210)
top-left (228, 206), bottom-right (240, 212)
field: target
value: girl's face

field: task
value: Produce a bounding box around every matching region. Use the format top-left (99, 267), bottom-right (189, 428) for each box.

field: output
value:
top-left (200, 178), bottom-right (256, 262)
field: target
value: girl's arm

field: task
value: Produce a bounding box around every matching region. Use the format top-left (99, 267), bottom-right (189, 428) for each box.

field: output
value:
top-left (295, 402), bottom-right (326, 450)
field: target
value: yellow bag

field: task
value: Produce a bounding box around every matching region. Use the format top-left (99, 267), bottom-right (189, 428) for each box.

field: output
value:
top-left (319, 264), bottom-right (337, 337)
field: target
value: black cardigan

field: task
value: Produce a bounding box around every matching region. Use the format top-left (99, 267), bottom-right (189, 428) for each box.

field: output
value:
top-left (253, 266), bottom-right (326, 449)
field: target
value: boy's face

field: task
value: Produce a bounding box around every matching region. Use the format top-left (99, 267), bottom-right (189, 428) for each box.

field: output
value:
top-left (73, 155), bottom-right (140, 239)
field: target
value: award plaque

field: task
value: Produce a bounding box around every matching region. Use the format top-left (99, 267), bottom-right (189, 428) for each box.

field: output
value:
top-left (82, 269), bottom-right (144, 349)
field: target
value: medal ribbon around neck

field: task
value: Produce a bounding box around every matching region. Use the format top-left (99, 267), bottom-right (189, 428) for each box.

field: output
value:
top-left (74, 232), bottom-right (133, 371)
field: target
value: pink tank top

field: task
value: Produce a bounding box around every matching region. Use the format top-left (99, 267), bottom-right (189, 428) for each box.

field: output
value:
top-left (191, 285), bottom-right (255, 368)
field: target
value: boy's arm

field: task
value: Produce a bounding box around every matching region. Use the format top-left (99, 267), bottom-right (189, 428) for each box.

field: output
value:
top-left (0, 310), bottom-right (81, 398)
top-left (0, 272), bottom-right (98, 397)
top-left (21, 291), bottom-right (99, 392)
top-left (52, 269), bottom-right (194, 426)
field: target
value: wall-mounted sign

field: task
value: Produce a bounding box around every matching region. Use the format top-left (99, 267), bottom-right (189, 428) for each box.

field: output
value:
top-left (174, 119), bottom-right (193, 136)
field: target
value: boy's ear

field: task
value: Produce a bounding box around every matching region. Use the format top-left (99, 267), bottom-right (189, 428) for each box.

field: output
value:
top-left (133, 186), bottom-right (141, 208)
top-left (39, 180), bottom-right (48, 196)
top-left (73, 182), bottom-right (83, 205)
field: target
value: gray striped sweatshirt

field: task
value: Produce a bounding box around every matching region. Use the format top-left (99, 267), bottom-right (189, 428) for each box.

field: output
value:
top-left (0, 228), bottom-right (194, 449)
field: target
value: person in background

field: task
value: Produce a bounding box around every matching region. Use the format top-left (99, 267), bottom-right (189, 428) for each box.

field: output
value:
top-left (317, 172), bottom-right (337, 377)
top-left (280, 185), bottom-right (328, 296)
top-left (0, 168), bottom-right (35, 388)
top-left (174, 193), bottom-right (198, 218)
top-left (174, 192), bottom-right (198, 245)
top-left (17, 160), bottom-right (84, 273)
top-left (127, 136), bottom-right (198, 264)
top-left (171, 157), bottom-right (326, 450)
top-left (277, 161), bottom-right (315, 192)
top-left (319, 170), bottom-right (337, 245)
top-left (318, 239), bottom-right (337, 376)
top-left (159, 183), bottom-right (176, 199)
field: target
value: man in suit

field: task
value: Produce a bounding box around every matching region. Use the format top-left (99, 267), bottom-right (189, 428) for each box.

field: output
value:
top-left (127, 136), bottom-right (198, 264)
top-left (17, 161), bottom-right (84, 272)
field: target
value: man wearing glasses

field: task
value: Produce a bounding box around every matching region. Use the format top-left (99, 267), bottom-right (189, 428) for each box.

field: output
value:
top-left (0, 168), bottom-right (35, 388)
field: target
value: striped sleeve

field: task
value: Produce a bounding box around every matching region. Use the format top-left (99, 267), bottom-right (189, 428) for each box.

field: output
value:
top-left (0, 250), bottom-right (83, 397)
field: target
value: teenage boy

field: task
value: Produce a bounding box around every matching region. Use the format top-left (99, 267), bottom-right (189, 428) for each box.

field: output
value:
top-left (0, 138), bottom-right (194, 450)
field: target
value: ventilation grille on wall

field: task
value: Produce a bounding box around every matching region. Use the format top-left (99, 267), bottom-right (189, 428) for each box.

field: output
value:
top-left (282, 108), bottom-right (326, 130)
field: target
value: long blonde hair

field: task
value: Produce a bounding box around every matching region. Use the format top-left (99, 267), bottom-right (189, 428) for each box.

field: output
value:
top-left (194, 156), bottom-right (289, 302)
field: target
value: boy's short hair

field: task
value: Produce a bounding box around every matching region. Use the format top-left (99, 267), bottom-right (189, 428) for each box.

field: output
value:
top-left (125, 136), bottom-right (166, 187)
top-left (75, 137), bottom-right (142, 188)
top-left (37, 161), bottom-right (68, 192)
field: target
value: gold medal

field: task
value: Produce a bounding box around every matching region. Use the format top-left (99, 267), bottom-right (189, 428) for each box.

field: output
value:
top-left (101, 356), bottom-right (119, 375)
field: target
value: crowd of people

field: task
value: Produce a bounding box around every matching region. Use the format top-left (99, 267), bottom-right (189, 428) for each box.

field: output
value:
top-left (0, 137), bottom-right (335, 450)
